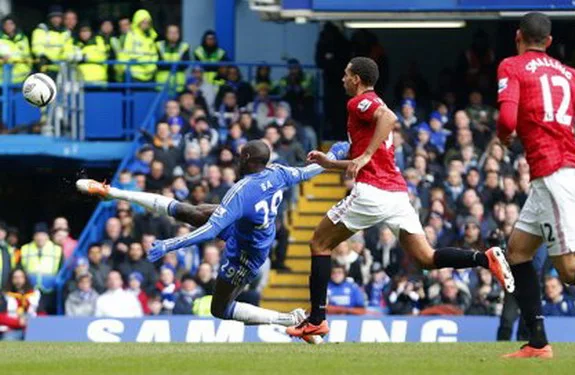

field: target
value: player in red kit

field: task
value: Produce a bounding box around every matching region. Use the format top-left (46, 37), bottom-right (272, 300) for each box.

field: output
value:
top-left (498, 12), bottom-right (575, 359)
top-left (286, 57), bottom-right (514, 340)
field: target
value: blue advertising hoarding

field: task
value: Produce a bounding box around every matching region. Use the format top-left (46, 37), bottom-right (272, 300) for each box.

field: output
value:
top-left (25, 316), bottom-right (575, 343)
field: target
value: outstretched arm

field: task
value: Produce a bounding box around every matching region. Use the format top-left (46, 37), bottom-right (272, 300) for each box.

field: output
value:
top-left (171, 203), bottom-right (218, 227)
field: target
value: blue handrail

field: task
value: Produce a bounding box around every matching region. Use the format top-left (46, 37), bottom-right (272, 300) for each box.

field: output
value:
top-left (54, 78), bottom-right (171, 314)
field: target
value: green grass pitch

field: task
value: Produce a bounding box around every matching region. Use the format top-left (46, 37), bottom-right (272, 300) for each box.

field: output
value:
top-left (1, 342), bottom-right (573, 375)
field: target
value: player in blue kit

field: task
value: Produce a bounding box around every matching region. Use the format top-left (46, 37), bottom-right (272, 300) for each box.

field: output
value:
top-left (77, 140), bottom-right (349, 332)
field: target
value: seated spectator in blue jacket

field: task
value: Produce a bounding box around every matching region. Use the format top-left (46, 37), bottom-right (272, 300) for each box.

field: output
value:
top-left (542, 276), bottom-right (575, 317)
top-left (327, 264), bottom-right (366, 315)
top-left (396, 99), bottom-right (419, 132)
top-left (128, 144), bottom-right (154, 175)
top-left (428, 112), bottom-right (451, 154)
top-left (174, 274), bottom-right (205, 314)
top-left (365, 263), bottom-right (391, 312)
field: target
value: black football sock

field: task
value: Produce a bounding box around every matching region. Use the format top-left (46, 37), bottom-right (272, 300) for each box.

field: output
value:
top-left (511, 261), bottom-right (548, 348)
top-left (308, 255), bottom-right (331, 325)
top-left (433, 247), bottom-right (489, 269)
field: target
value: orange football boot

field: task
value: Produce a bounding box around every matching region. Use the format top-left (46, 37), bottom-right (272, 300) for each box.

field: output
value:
top-left (502, 344), bottom-right (553, 359)
top-left (485, 247), bottom-right (515, 293)
top-left (76, 179), bottom-right (111, 199)
top-left (286, 320), bottom-right (329, 338)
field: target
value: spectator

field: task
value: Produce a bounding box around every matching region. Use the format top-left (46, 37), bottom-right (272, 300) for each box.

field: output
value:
top-left (456, 217), bottom-right (486, 251)
top-left (0, 15), bottom-right (32, 84)
top-left (247, 83), bottom-right (276, 127)
top-left (326, 265), bottom-right (366, 315)
top-left (225, 122), bottom-right (247, 156)
top-left (98, 18), bottom-right (115, 58)
top-left (202, 244), bottom-right (221, 279)
top-left (193, 30), bottom-right (228, 85)
top-left (444, 128), bottom-right (476, 166)
top-left (394, 131), bottom-right (413, 172)
top-left (215, 65), bottom-right (254, 108)
top-left (31, 5), bottom-right (69, 79)
top-left (152, 122), bottom-right (183, 178)
top-left (178, 92), bottom-right (197, 122)
top-left (127, 272), bottom-right (150, 315)
top-left (277, 121), bottom-right (306, 167)
top-left (389, 276), bottom-right (423, 315)
top-left (239, 110), bottom-right (263, 140)
top-left (186, 65), bottom-right (215, 111)
top-left (161, 100), bottom-right (185, 128)
top-left (195, 262), bottom-right (215, 295)
top-left (542, 276), bottom-right (575, 317)
top-left (428, 278), bottom-right (471, 314)
top-left (444, 168), bottom-right (465, 210)
top-left (396, 99), bottom-right (419, 132)
top-left (479, 171), bottom-right (502, 209)
top-left (367, 227), bottom-right (403, 278)
top-left (155, 264), bottom-right (180, 313)
top-left (155, 24), bottom-right (189, 93)
top-left (365, 263), bottom-right (391, 311)
top-left (145, 159), bottom-right (168, 192)
top-left (0, 222), bottom-right (13, 290)
top-left (94, 270), bottom-right (143, 317)
top-left (174, 274), bottom-right (204, 315)
top-left (51, 216), bottom-right (77, 259)
top-left (117, 9), bottom-right (158, 82)
top-left (205, 165), bottom-right (229, 204)
top-left (117, 242), bottom-right (156, 295)
top-left (216, 91), bottom-right (240, 140)
top-left (1, 269), bottom-right (43, 340)
top-left (87, 243), bottom-right (110, 294)
top-left (466, 268), bottom-right (502, 316)
top-left (18, 223), bottom-right (62, 314)
top-left (466, 90), bottom-right (496, 145)
top-left (332, 241), bottom-right (363, 286)
top-left (65, 273), bottom-right (99, 316)
top-left (65, 22), bottom-right (107, 83)
top-left (129, 144), bottom-right (154, 175)
top-left (428, 112), bottom-right (451, 154)
top-left (277, 58), bottom-right (313, 122)
top-left (63, 9), bottom-right (78, 32)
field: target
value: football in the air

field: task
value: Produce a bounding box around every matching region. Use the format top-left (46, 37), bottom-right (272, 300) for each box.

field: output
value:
top-left (22, 73), bottom-right (57, 107)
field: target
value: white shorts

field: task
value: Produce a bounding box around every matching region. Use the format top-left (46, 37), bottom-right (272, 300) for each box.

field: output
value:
top-left (516, 168), bottom-right (575, 256)
top-left (327, 182), bottom-right (424, 237)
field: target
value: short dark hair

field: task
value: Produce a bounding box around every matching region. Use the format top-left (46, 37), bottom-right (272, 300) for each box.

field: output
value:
top-left (349, 57), bottom-right (379, 86)
top-left (520, 12), bottom-right (551, 45)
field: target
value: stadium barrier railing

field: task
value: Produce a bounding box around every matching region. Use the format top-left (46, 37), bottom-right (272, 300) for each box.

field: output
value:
top-left (0, 61), bottom-right (323, 140)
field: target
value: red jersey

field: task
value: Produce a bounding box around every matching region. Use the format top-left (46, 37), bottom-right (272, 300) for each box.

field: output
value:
top-left (497, 51), bottom-right (575, 179)
top-left (346, 91), bottom-right (407, 192)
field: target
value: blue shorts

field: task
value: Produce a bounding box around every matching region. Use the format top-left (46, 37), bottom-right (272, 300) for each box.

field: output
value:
top-left (218, 250), bottom-right (263, 287)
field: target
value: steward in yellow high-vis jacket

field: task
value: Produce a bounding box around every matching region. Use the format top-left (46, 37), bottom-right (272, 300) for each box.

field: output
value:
top-left (0, 16), bottom-right (31, 83)
top-left (193, 30), bottom-right (228, 85)
top-left (117, 9), bottom-right (157, 82)
top-left (65, 22), bottom-right (107, 83)
top-left (156, 24), bottom-right (189, 92)
top-left (31, 5), bottom-right (70, 79)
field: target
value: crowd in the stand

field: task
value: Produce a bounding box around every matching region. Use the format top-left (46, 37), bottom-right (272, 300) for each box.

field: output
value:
top-left (2, 16), bottom-right (575, 342)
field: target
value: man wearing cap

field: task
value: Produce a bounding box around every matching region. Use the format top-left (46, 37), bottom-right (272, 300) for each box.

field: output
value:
top-left (64, 21), bottom-right (107, 83)
top-left (18, 222), bottom-right (63, 314)
top-left (156, 24), bottom-right (189, 92)
top-left (428, 112), bottom-right (452, 154)
top-left (186, 65), bottom-right (216, 111)
top-left (396, 99), bottom-right (418, 131)
top-left (193, 30), bottom-right (228, 85)
top-left (0, 15), bottom-right (32, 84)
top-left (31, 5), bottom-right (70, 79)
top-left (65, 272), bottom-right (99, 316)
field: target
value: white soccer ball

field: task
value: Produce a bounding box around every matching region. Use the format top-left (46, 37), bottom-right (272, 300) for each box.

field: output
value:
top-left (22, 73), bottom-right (57, 107)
